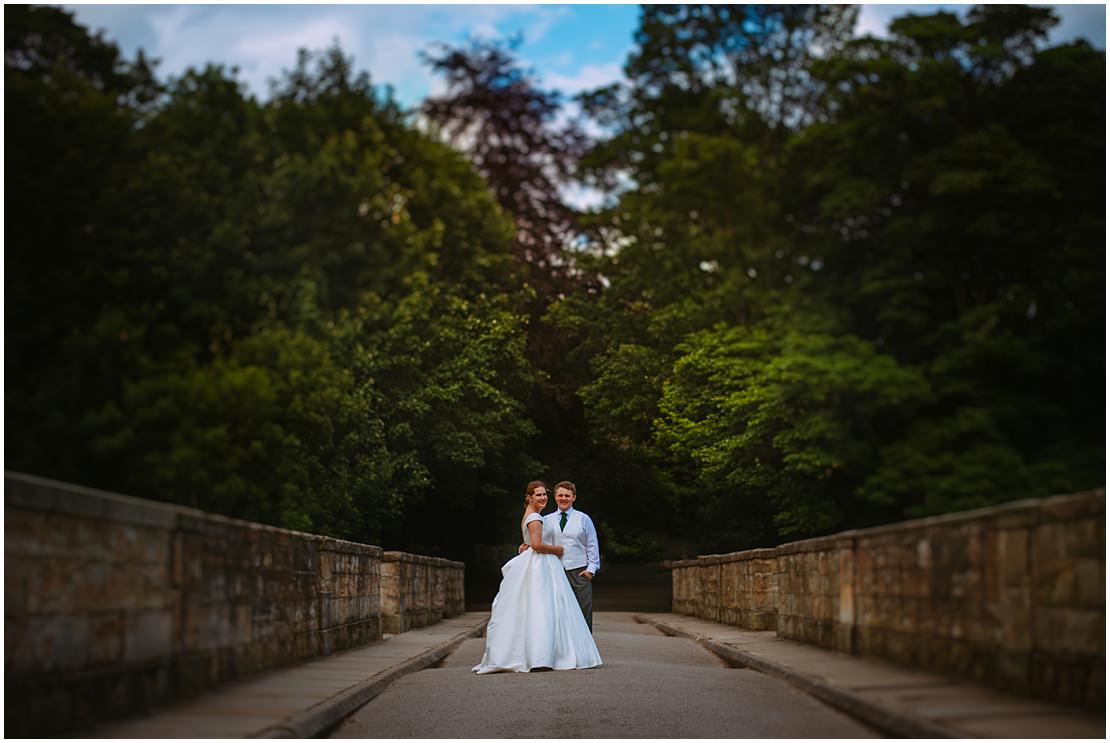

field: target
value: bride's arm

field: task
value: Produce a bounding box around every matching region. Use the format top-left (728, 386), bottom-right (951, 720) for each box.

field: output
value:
top-left (527, 520), bottom-right (564, 557)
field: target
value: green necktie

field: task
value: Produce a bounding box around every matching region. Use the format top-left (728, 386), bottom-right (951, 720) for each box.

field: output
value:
top-left (559, 511), bottom-right (568, 531)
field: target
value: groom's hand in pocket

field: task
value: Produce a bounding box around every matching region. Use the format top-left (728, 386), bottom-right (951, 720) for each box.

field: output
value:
top-left (579, 570), bottom-right (594, 580)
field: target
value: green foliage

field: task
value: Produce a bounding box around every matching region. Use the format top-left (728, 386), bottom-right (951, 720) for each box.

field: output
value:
top-left (5, 7), bottom-right (531, 549)
top-left (352, 277), bottom-right (539, 545)
top-left (656, 310), bottom-right (930, 537)
top-left (595, 520), bottom-right (664, 561)
top-left (84, 327), bottom-right (398, 537)
top-left (858, 408), bottom-right (1035, 518)
top-left (568, 3), bottom-right (1103, 549)
top-left (6, 5), bottom-right (1103, 557)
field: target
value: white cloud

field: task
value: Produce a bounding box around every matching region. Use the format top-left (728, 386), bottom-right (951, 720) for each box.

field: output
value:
top-left (855, 5), bottom-right (965, 39)
top-left (67, 4), bottom-right (580, 105)
top-left (546, 62), bottom-right (623, 96)
top-left (233, 18), bottom-right (355, 61)
top-left (67, 3), bottom-right (1101, 112)
top-left (548, 51), bottom-right (575, 68)
top-left (1046, 4), bottom-right (1106, 47)
top-left (142, 6), bottom-right (367, 93)
top-left (522, 6), bottom-right (571, 45)
top-left (856, 4), bottom-right (1105, 48)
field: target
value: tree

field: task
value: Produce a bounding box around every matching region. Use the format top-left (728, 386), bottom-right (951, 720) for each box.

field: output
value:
top-left (6, 5), bottom-right (161, 485)
top-left (789, 4), bottom-right (1105, 513)
top-left (421, 36), bottom-right (589, 292)
top-left (5, 10), bottom-right (538, 550)
top-left (625, 4), bottom-right (858, 129)
top-left (568, 3), bottom-right (1103, 546)
top-left (8, 4), bottom-right (1101, 558)
top-left (656, 304), bottom-right (930, 541)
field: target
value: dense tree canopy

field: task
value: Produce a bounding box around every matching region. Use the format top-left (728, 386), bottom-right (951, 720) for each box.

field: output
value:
top-left (562, 3), bottom-right (1104, 548)
top-left (5, 5), bottom-right (1104, 559)
top-left (6, 5), bottom-right (532, 550)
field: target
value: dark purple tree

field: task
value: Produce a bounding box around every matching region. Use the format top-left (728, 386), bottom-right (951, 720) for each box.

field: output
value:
top-left (421, 37), bottom-right (590, 295)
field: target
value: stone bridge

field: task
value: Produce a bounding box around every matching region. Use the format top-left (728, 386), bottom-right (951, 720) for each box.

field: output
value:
top-left (4, 472), bottom-right (463, 736)
top-left (4, 472), bottom-right (1104, 736)
top-left (666, 489), bottom-right (1105, 711)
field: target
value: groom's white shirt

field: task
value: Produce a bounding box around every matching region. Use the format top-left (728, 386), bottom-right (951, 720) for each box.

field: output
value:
top-left (544, 506), bottom-right (600, 575)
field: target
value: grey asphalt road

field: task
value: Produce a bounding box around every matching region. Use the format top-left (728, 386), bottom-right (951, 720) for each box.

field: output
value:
top-left (330, 612), bottom-right (881, 738)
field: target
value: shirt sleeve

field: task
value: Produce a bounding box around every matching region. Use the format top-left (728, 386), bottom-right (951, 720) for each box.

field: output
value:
top-left (582, 514), bottom-right (601, 575)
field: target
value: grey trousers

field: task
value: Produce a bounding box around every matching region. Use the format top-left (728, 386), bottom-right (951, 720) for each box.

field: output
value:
top-left (564, 567), bottom-right (593, 632)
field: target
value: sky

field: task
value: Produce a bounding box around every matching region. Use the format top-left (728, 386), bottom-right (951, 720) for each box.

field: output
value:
top-left (63, 3), bottom-right (1107, 109)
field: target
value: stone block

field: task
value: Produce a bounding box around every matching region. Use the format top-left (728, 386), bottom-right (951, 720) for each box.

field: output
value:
top-left (900, 563), bottom-right (929, 600)
top-left (5, 475), bottom-right (60, 511)
top-left (115, 562), bottom-right (173, 612)
top-left (5, 510), bottom-right (50, 558)
top-left (5, 553), bottom-right (35, 617)
top-left (997, 528), bottom-right (1029, 588)
top-left (104, 523), bottom-right (144, 563)
top-left (88, 612), bottom-right (125, 666)
top-left (17, 615), bottom-right (90, 673)
top-left (1033, 521), bottom-right (1068, 569)
top-left (719, 606), bottom-right (743, 626)
top-left (124, 609), bottom-right (173, 663)
top-left (177, 603), bottom-right (202, 652)
top-left (981, 646), bottom-right (1031, 696)
top-left (46, 488), bottom-right (108, 521)
top-left (180, 537), bottom-right (206, 587)
top-left (965, 601), bottom-right (1001, 646)
top-left (1030, 654), bottom-right (1103, 708)
top-left (882, 627), bottom-right (921, 667)
top-left (1033, 607), bottom-right (1104, 654)
top-left (998, 590), bottom-right (1032, 651)
top-left (895, 596), bottom-right (920, 633)
top-left (210, 605), bottom-right (238, 648)
top-left (235, 603), bottom-right (252, 643)
top-left (1066, 519), bottom-right (1105, 560)
top-left (1034, 555), bottom-right (1077, 607)
top-left (1075, 558), bottom-right (1104, 607)
top-left (1038, 490), bottom-right (1104, 522)
top-left (30, 557), bottom-right (82, 613)
top-left (1084, 666), bottom-right (1104, 709)
top-left (96, 492), bottom-right (179, 530)
top-left (287, 600), bottom-right (306, 632)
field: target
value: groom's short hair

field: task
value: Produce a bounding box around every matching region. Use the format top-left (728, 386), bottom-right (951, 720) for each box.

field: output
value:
top-left (555, 480), bottom-right (576, 495)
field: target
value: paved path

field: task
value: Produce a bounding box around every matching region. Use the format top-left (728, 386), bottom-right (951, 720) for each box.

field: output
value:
top-left (331, 613), bottom-right (879, 738)
top-left (634, 612), bottom-right (1105, 739)
top-left (86, 614), bottom-right (490, 738)
top-left (84, 610), bottom-right (1104, 738)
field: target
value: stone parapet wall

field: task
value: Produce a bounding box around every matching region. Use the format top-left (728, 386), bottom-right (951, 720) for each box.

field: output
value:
top-left (380, 551), bottom-right (465, 634)
top-left (4, 472), bottom-right (461, 736)
top-left (776, 535), bottom-right (855, 651)
top-left (667, 490), bottom-right (1104, 710)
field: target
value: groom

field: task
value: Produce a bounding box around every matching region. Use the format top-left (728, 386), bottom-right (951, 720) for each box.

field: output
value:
top-left (544, 480), bottom-right (600, 632)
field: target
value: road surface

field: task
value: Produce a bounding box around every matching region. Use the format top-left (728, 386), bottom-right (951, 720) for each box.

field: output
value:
top-left (331, 612), bottom-right (880, 738)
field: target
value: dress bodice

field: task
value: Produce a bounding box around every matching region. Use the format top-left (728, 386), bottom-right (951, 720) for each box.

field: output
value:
top-left (521, 512), bottom-right (545, 545)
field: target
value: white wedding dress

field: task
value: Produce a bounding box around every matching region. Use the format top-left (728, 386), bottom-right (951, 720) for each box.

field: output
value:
top-left (473, 512), bottom-right (603, 673)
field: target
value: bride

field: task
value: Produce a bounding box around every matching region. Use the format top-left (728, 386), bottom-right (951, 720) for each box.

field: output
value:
top-left (473, 481), bottom-right (603, 674)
